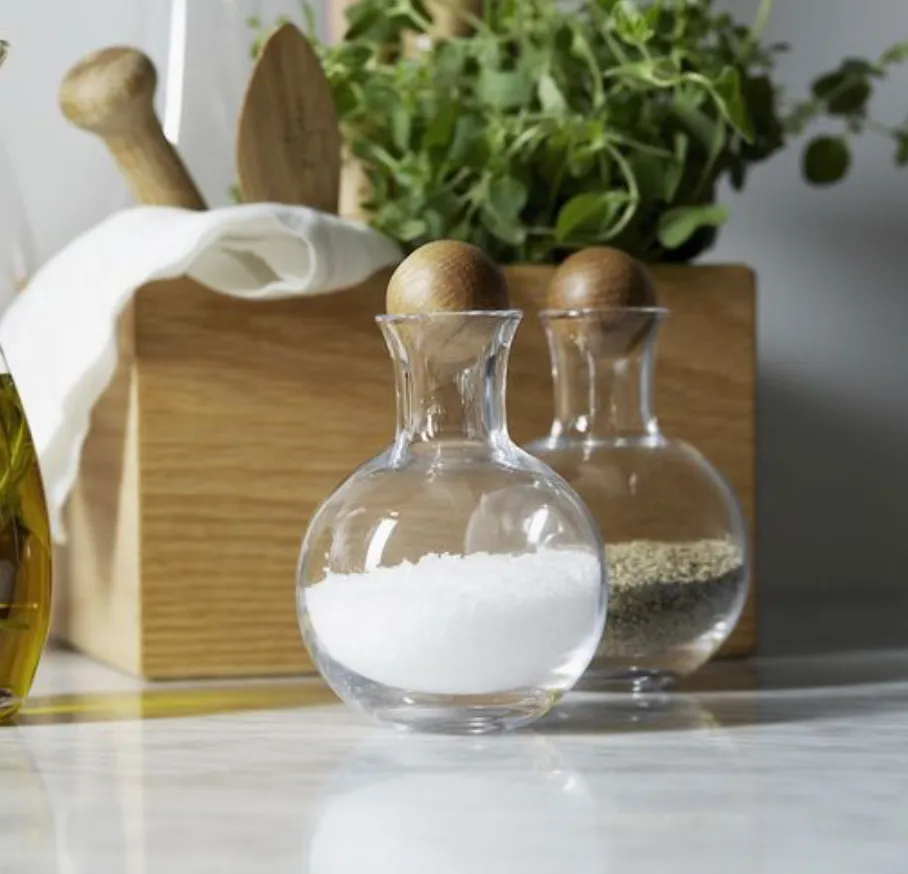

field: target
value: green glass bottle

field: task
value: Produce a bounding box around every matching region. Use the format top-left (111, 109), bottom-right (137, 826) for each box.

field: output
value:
top-left (0, 360), bottom-right (52, 720)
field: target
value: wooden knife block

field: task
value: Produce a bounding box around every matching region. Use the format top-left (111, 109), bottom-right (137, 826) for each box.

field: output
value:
top-left (53, 264), bottom-right (757, 679)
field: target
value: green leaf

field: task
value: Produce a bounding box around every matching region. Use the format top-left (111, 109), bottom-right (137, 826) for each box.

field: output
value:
top-left (880, 41), bottom-right (908, 66)
top-left (538, 74), bottom-right (567, 112)
top-left (395, 219), bottom-right (429, 241)
top-left (391, 108), bottom-right (412, 152)
top-left (620, 58), bottom-right (680, 87)
top-left (482, 207), bottom-right (527, 245)
top-left (713, 67), bottom-right (754, 141)
top-left (423, 102), bottom-right (457, 152)
top-left (424, 190), bottom-right (462, 238)
top-left (896, 134), bottom-right (908, 167)
top-left (475, 36), bottom-right (502, 70)
top-left (487, 176), bottom-right (528, 222)
top-left (556, 193), bottom-right (607, 240)
top-left (657, 204), bottom-right (728, 249)
top-left (811, 65), bottom-right (872, 116)
top-left (434, 41), bottom-right (465, 85)
top-left (555, 191), bottom-right (628, 241)
top-left (344, 4), bottom-right (384, 41)
top-left (803, 136), bottom-right (851, 185)
top-left (478, 67), bottom-right (534, 110)
top-left (449, 116), bottom-right (487, 165)
top-left (612, 1), bottom-right (655, 45)
top-left (567, 147), bottom-right (597, 179)
top-left (730, 159), bottom-right (747, 191)
top-left (665, 133), bottom-right (688, 200)
top-left (630, 154), bottom-right (664, 201)
top-left (671, 96), bottom-right (717, 150)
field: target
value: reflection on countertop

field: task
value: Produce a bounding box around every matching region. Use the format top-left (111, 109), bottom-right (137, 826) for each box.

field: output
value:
top-left (0, 645), bottom-right (905, 873)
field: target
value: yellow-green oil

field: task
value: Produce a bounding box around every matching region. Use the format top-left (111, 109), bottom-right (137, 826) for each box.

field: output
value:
top-left (0, 373), bottom-right (52, 721)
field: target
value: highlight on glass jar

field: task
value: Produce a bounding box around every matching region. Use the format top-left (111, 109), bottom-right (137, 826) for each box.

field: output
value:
top-left (296, 241), bottom-right (608, 734)
top-left (525, 247), bottom-right (749, 693)
top-left (0, 347), bottom-right (53, 721)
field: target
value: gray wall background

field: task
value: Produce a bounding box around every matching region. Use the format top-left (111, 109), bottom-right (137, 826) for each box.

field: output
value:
top-left (707, 0), bottom-right (908, 646)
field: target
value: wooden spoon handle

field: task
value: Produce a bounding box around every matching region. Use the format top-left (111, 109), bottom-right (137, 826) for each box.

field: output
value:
top-left (60, 47), bottom-right (206, 210)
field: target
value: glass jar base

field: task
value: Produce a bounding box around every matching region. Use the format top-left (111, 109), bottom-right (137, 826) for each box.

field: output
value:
top-left (576, 667), bottom-right (680, 694)
top-left (315, 651), bottom-right (561, 734)
top-left (0, 689), bottom-right (22, 722)
top-left (374, 691), bottom-right (559, 735)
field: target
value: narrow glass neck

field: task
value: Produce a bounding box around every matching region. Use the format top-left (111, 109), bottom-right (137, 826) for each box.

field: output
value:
top-left (379, 313), bottom-right (520, 450)
top-left (544, 311), bottom-right (662, 442)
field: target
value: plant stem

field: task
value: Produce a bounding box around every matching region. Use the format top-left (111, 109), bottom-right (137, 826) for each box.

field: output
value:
top-left (750, 0), bottom-right (774, 41)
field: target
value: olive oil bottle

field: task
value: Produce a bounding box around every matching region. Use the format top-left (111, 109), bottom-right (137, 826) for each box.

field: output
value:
top-left (0, 370), bottom-right (51, 720)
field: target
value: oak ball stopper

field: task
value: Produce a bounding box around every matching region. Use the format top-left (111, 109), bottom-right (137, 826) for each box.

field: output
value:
top-left (546, 246), bottom-right (657, 312)
top-left (386, 241), bottom-right (510, 315)
top-left (386, 241), bottom-right (511, 374)
top-left (546, 247), bottom-right (659, 356)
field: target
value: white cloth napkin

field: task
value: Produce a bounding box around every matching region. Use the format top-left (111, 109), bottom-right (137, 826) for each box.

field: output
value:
top-left (0, 203), bottom-right (402, 542)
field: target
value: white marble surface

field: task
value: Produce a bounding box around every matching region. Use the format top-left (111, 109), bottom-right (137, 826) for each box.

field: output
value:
top-left (0, 646), bottom-right (906, 872)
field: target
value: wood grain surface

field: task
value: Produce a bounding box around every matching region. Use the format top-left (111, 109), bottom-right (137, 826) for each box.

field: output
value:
top-left (55, 305), bottom-right (143, 673)
top-left (236, 23), bottom-right (341, 212)
top-left (59, 265), bottom-right (756, 679)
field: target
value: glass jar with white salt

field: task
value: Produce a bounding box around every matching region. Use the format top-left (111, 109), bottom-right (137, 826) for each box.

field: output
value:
top-left (296, 241), bottom-right (608, 734)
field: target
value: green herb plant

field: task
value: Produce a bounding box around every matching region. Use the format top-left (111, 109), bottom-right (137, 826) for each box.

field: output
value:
top-left (252, 1), bottom-right (908, 263)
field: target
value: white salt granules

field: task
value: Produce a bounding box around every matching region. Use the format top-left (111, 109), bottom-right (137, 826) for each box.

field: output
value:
top-left (303, 550), bottom-right (604, 696)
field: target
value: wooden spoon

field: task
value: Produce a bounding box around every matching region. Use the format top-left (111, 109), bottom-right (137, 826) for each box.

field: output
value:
top-left (59, 47), bottom-right (206, 209)
top-left (236, 23), bottom-right (341, 213)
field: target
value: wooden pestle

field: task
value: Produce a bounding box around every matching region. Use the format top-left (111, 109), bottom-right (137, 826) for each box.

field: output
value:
top-left (59, 47), bottom-right (206, 210)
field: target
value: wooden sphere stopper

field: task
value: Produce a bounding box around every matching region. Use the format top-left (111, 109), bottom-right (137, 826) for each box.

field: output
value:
top-left (546, 247), bottom-right (659, 356)
top-left (386, 241), bottom-right (510, 315)
top-left (546, 246), bottom-right (657, 312)
top-left (385, 241), bottom-right (511, 375)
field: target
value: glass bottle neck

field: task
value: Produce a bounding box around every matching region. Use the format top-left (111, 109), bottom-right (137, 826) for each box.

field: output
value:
top-left (379, 313), bottom-right (519, 454)
top-left (545, 313), bottom-right (662, 444)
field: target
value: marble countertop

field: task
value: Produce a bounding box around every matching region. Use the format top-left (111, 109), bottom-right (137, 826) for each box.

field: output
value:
top-left (1, 644), bottom-right (906, 873)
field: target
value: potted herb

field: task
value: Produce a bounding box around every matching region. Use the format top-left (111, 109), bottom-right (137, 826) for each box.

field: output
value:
top-left (267, 0), bottom-right (908, 264)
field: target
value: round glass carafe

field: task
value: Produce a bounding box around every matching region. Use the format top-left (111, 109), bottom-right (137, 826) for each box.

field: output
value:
top-left (526, 308), bottom-right (749, 692)
top-left (296, 311), bottom-right (607, 734)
